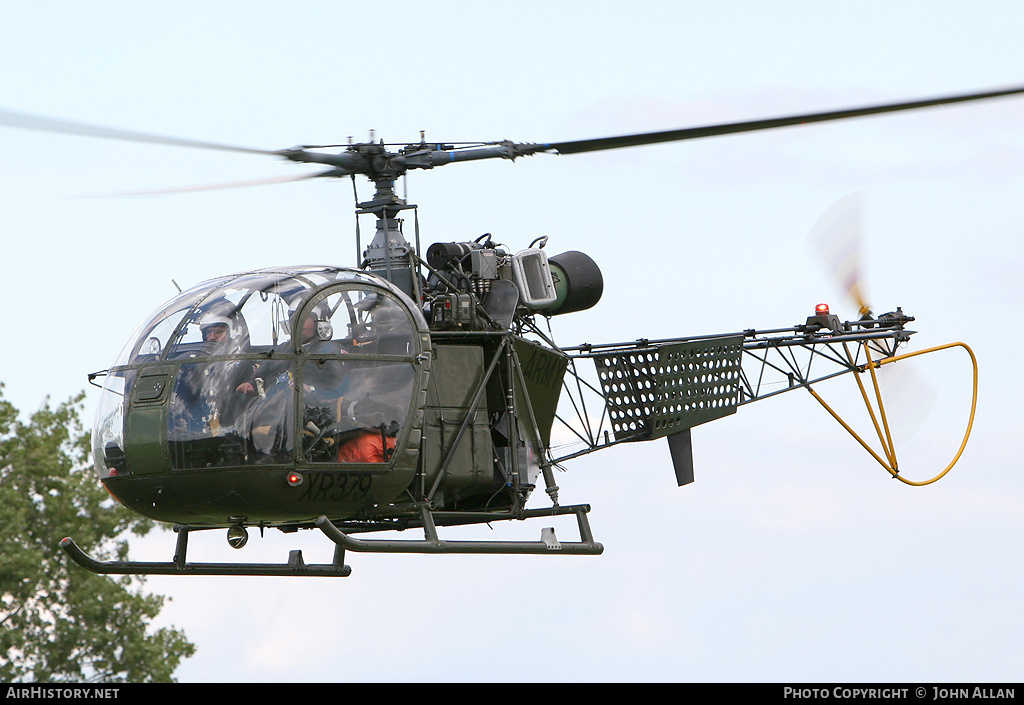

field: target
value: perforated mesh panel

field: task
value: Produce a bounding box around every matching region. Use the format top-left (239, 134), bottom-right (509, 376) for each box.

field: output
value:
top-left (593, 335), bottom-right (743, 441)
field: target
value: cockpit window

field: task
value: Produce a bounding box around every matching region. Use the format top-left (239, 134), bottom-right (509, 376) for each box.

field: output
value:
top-left (112, 279), bottom-right (228, 367)
top-left (92, 370), bottom-right (130, 478)
top-left (165, 273), bottom-right (303, 359)
top-left (300, 288), bottom-right (416, 355)
top-left (301, 360), bottom-right (417, 463)
top-left (98, 267), bottom-right (429, 475)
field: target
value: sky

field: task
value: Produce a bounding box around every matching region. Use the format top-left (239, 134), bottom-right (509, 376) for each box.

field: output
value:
top-left (1, 0), bottom-right (1022, 683)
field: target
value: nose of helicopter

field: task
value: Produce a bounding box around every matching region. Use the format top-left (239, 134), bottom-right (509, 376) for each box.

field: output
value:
top-left (91, 265), bottom-right (431, 526)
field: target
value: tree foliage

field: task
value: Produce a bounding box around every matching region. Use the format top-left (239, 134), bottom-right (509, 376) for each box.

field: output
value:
top-left (0, 388), bottom-right (194, 682)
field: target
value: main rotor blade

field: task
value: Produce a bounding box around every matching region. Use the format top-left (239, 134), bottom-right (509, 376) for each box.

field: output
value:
top-left (0, 107), bottom-right (276, 156)
top-left (544, 85), bottom-right (1024, 155)
top-left (94, 169), bottom-right (340, 197)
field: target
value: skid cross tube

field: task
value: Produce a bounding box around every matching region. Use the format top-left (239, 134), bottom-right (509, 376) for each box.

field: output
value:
top-left (315, 503), bottom-right (603, 555)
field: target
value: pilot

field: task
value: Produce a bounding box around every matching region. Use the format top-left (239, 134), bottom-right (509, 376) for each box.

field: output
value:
top-left (172, 313), bottom-right (233, 416)
top-left (199, 313), bottom-right (249, 358)
top-left (189, 312), bottom-right (256, 427)
top-left (168, 311), bottom-right (251, 467)
top-left (200, 315), bottom-right (232, 344)
top-left (197, 312), bottom-right (255, 390)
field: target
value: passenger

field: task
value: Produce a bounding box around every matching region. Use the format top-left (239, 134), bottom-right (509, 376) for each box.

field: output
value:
top-left (337, 428), bottom-right (396, 463)
top-left (299, 302), bottom-right (347, 353)
top-left (294, 302), bottom-right (348, 400)
top-left (245, 302), bottom-right (345, 395)
top-left (334, 401), bottom-right (401, 464)
top-left (242, 300), bottom-right (347, 462)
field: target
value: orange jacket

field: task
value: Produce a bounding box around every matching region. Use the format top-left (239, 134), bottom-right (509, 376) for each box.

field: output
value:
top-left (337, 430), bottom-right (396, 463)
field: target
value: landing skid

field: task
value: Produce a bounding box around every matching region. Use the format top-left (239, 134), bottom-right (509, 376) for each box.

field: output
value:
top-left (60, 503), bottom-right (603, 577)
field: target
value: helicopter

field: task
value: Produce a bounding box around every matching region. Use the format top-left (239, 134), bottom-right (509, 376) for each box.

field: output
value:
top-left (2, 85), bottom-right (1016, 577)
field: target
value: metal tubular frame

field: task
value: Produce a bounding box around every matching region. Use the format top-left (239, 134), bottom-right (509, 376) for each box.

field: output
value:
top-left (550, 316), bottom-right (916, 464)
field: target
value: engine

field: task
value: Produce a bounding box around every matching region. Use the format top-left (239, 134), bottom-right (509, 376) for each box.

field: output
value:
top-left (424, 236), bottom-right (603, 329)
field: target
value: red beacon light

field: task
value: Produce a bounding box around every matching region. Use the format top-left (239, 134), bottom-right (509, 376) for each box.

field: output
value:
top-left (806, 302), bottom-right (840, 332)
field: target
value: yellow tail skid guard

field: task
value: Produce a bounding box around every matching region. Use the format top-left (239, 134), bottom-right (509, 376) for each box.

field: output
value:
top-left (807, 342), bottom-right (978, 486)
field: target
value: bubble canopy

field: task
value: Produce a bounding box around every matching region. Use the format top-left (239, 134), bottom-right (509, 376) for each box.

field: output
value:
top-left (93, 266), bottom-right (431, 498)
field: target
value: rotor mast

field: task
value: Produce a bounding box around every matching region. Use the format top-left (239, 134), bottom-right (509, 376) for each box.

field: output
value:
top-left (352, 143), bottom-right (417, 299)
top-left (280, 138), bottom-right (529, 300)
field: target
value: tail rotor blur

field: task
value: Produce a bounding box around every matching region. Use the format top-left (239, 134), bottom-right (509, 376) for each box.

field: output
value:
top-left (809, 192), bottom-right (871, 317)
top-left (805, 194), bottom-right (975, 484)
